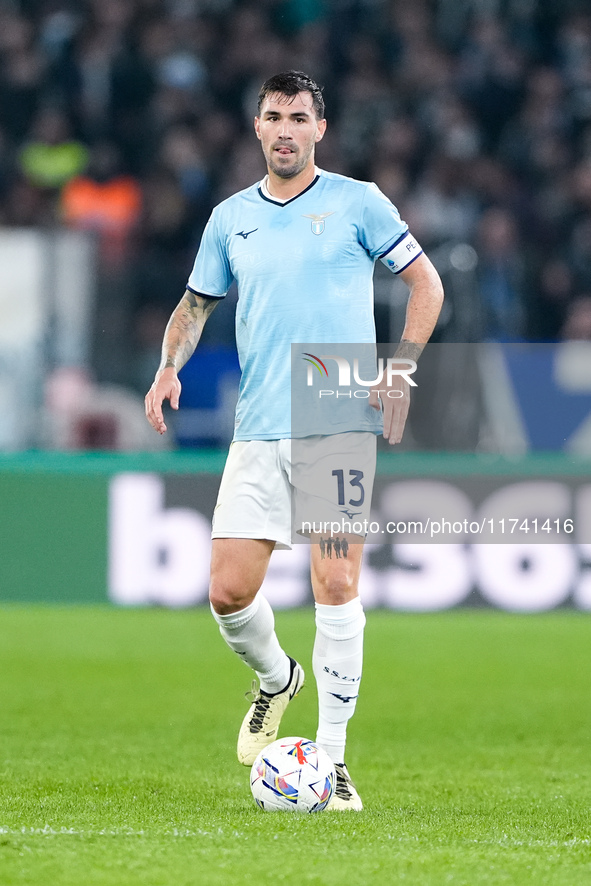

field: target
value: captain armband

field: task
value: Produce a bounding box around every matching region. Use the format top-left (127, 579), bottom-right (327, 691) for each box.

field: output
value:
top-left (379, 232), bottom-right (423, 274)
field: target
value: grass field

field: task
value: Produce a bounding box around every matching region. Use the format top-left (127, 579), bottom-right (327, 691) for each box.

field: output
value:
top-left (0, 606), bottom-right (590, 885)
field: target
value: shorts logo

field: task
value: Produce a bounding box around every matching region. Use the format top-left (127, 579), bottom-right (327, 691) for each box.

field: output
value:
top-left (340, 508), bottom-right (362, 520)
top-left (302, 212), bottom-right (334, 235)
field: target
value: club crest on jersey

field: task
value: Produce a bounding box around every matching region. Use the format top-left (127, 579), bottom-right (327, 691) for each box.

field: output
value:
top-left (302, 212), bottom-right (334, 235)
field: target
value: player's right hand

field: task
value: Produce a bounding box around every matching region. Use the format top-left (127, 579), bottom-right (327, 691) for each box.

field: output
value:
top-left (145, 367), bottom-right (181, 434)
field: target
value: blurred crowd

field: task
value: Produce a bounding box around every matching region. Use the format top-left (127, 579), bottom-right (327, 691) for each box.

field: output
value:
top-left (3, 0), bottom-right (591, 392)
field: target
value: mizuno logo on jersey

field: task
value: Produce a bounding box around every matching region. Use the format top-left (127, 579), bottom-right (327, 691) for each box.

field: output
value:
top-left (302, 212), bottom-right (334, 235)
top-left (235, 229), bottom-right (258, 239)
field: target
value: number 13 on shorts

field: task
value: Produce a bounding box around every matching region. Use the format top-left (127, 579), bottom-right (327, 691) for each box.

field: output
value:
top-left (291, 432), bottom-right (376, 539)
top-left (332, 469), bottom-right (365, 507)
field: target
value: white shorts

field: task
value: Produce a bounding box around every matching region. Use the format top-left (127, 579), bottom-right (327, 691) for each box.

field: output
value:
top-left (212, 433), bottom-right (377, 549)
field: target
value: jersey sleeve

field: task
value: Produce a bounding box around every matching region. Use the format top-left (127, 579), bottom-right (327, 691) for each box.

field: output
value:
top-left (187, 208), bottom-right (233, 298)
top-left (358, 183), bottom-right (423, 274)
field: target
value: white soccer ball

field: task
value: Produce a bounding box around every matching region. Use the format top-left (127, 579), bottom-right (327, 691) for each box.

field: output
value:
top-left (250, 737), bottom-right (336, 813)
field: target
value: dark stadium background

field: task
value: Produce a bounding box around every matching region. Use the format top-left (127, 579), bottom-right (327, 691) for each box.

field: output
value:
top-left (2, 0), bottom-right (591, 610)
top-left (2, 6), bottom-right (591, 885)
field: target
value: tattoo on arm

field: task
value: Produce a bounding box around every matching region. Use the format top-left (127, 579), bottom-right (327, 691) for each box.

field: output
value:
top-left (159, 291), bottom-right (219, 372)
top-left (394, 339), bottom-right (424, 362)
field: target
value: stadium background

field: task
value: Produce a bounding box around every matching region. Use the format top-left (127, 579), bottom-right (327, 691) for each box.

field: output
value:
top-left (2, 0), bottom-right (591, 611)
top-left (2, 8), bottom-right (591, 885)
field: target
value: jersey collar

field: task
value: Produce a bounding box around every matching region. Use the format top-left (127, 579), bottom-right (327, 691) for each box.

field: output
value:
top-left (258, 168), bottom-right (321, 207)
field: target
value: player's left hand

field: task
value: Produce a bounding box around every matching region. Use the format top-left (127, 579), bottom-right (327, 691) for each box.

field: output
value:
top-left (369, 376), bottom-right (411, 445)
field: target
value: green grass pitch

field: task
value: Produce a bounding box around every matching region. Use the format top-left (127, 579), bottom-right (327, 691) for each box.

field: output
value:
top-left (0, 606), bottom-right (590, 886)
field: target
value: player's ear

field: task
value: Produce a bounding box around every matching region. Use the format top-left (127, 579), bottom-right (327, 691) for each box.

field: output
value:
top-left (315, 118), bottom-right (327, 143)
top-left (254, 116), bottom-right (261, 140)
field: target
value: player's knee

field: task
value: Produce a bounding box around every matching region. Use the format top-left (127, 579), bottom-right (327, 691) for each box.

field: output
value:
top-left (209, 575), bottom-right (251, 614)
top-left (209, 584), bottom-right (240, 614)
top-left (314, 571), bottom-right (357, 605)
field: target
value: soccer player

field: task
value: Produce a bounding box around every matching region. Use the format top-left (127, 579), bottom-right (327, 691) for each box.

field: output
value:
top-left (145, 71), bottom-right (443, 810)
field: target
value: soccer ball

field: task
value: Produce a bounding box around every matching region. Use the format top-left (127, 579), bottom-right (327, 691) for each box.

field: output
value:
top-left (250, 737), bottom-right (335, 813)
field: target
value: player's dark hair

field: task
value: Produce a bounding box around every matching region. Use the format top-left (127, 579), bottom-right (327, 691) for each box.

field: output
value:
top-left (257, 71), bottom-right (325, 120)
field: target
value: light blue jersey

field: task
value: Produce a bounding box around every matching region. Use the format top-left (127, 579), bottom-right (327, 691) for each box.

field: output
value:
top-left (187, 170), bottom-right (420, 441)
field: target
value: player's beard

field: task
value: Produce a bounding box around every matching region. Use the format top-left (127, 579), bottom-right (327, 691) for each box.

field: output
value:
top-left (267, 142), bottom-right (314, 179)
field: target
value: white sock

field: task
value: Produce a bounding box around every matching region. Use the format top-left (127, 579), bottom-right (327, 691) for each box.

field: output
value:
top-left (210, 594), bottom-right (291, 694)
top-left (313, 597), bottom-right (365, 764)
